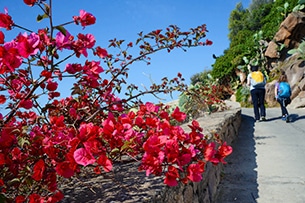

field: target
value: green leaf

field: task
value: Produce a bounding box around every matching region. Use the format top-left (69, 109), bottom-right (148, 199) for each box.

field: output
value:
top-left (121, 138), bottom-right (135, 151)
top-left (18, 137), bottom-right (30, 148)
top-left (0, 194), bottom-right (7, 203)
top-left (36, 14), bottom-right (48, 22)
top-left (287, 49), bottom-right (297, 55)
top-left (55, 26), bottom-right (67, 35)
top-left (284, 2), bottom-right (289, 9)
top-left (299, 0), bottom-right (305, 4)
top-left (7, 178), bottom-right (20, 186)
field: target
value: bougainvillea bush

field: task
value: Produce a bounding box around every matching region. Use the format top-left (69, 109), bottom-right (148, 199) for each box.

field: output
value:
top-left (0, 0), bottom-right (232, 202)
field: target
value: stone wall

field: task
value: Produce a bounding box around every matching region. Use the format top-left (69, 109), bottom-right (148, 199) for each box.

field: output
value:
top-left (59, 103), bottom-right (242, 203)
top-left (148, 106), bottom-right (242, 203)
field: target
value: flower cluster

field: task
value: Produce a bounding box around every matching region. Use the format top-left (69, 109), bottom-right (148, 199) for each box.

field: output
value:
top-left (0, 1), bottom-right (231, 202)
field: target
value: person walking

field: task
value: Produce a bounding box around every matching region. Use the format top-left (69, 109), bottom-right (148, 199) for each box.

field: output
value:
top-left (274, 72), bottom-right (292, 122)
top-left (247, 65), bottom-right (267, 122)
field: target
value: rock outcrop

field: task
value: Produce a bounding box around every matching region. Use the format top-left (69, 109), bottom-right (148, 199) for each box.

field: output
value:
top-left (265, 11), bottom-right (305, 58)
top-left (263, 11), bottom-right (305, 108)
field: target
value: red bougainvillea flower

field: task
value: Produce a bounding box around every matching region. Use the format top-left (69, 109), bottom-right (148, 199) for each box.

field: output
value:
top-left (23, 0), bottom-right (37, 6)
top-left (19, 99), bottom-right (33, 109)
top-left (78, 122), bottom-right (99, 142)
top-left (72, 33), bottom-right (95, 57)
top-left (28, 193), bottom-right (42, 203)
top-left (0, 42), bottom-right (22, 72)
top-left (64, 63), bottom-right (83, 74)
top-left (15, 196), bottom-right (26, 203)
top-left (17, 32), bottom-right (41, 58)
top-left (171, 107), bottom-right (186, 122)
top-left (40, 70), bottom-right (52, 78)
top-left (47, 191), bottom-right (64, 202)
top-left (0, 95), bottom-right (6, 104)
top-left (73, 10), bottom-right (96, 27)
top-left (0, 31), bottom-right (4, 44)
top-left (46, 79), bottom-right (58, 91)
top-left (55, 161), bottom-right (75, 178)
top-left (216, 142), bottom-right (233, 164)
top-left (11, 147), bottom-right (22, 161)
top-left (83, 60), bottom-right (103, 76)
top-left (73, 148), bottom-right (96, 166)
top-left (0, 9), bottom-right (13, 30)
top-left (205, 39), bottom-right (213, 45)
top-left (0, 153), bottom-right (5, 165)
top-left (96, 155), bottom-right (113, 172)
top-left (187, 162), bottom-right (205, 182)
top-left (204, 142), bottom-right (221, 164)
top-left (164, 166), bottom-right (179, 186)
top-left (94, 46), bottom-right (108, 58)
top-left (32, 159), bottom-right (45, 181)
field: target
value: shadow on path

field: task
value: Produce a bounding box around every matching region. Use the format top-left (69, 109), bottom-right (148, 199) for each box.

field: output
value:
top-left (215, 114), bottom-right (258, 203)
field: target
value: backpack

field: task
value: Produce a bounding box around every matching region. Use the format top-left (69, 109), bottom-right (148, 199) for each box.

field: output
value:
top-left (278, 82), bottom-right (291, 98)
top-left (251, 71), bottom-right (265, 88)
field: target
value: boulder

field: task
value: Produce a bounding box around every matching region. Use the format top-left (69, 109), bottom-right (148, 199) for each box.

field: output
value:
top-left (265, 40), bottom-right (280, 58)
top-left (265, 11), bottom-right (305, 59)
top-left (289, 90), bottom-right (305, 108)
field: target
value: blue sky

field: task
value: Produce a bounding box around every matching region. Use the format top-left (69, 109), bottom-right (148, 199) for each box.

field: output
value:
top-left (1, 0), bottom-right (251, 104)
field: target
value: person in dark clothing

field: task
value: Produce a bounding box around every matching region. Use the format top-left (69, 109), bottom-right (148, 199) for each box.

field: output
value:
top-left (247, 65), bottom-right (267, 122)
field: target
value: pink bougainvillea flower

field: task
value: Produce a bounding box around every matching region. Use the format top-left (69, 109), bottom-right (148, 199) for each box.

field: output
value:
top-left (94, 46), bottom-right (108, 58)
top-left (73, 148), bottom-right (96, 166)
top-left (23, 0), bottom-right (37, 6)
top-left (55, 31), bottom-right (73, 50)
top-left (32, 159), bottom-right (45, 181)
top-left (171, 107), bottom-right (186, 122)
top-left (79, 10), bottom-right (96, 26)
top-left (0, 10), bottom-right (13, 30)
top-left (73, 10), bottom-right (96, 27)
top-left (164, 166), bottom-right (179, 186)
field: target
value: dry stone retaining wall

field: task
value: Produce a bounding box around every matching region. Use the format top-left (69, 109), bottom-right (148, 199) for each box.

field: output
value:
top-left (148, 107), bottom-right (242, 203)
top-left (59, 104), bottom-right (242, 203)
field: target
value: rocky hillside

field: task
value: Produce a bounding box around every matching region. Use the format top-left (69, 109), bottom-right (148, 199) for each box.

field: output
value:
top-left (238, 11), bottom-right (305, 108)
